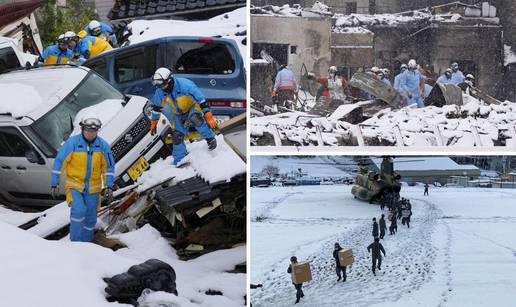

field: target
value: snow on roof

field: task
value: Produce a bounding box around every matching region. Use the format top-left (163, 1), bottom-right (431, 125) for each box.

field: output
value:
top-left (70, 99), bottom-right (124, 136)
top-left (332, 26), bottom-right (373, 34)
top-left (0, 67), bottom-right (87, 118)
top-left (371, 157), bottom-right (479, 172)
top-left (126, 7), bottom-right (246, 60)
top-left (504, 44), bottom-right (516, 66)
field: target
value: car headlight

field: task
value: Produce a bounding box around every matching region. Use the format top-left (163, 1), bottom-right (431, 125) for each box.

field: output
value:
top-left (143, 100), bottom-right (152, 119)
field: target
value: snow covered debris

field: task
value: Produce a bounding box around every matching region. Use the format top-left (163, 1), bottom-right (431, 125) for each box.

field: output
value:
top-left (136, 134), bottom-right (245, 192)
top-left (0, 221), bottom-right (246, 307)
top-left (251, 95), bottom-right (516, 147)
top-left (0, 83), bottom-right (43, 117)
top-left (126, 7), bottom-right (247, 59)
top-left (332, 26), bottom-right (373, 34)
top-left (335, 11), bottom-right (431, 28)
top-left (504, 44), bottom-right (516, 66)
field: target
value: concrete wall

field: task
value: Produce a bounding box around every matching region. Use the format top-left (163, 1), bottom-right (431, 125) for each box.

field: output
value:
top-left (251, 15), bottom-right (332, 78)
top-left (331, 31), bottom-right (374, 75)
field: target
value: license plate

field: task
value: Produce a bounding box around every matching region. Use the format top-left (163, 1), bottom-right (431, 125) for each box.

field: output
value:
top-left (214, 115), bottom-right (230, 125)
top-left (127, 156), bottom-right (150, 181)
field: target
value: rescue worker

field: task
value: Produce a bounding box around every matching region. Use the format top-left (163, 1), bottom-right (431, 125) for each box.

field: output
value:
top-left (451, 62), bottom-right (465, 85)
top-left (85, 20), bottom-right (118, 47)
top-left (424, 183), bottom-right (429, 196)
top-left (272, 64), bottom-right (298, 112)
top-left (399, 59), bottom-right (428, 108)
top-left (287, 256), bottom-right (305, 304)
top-left (308, 66), bottom-right (351, 114)
top-left (77, 30), bottom-right (112, 60)
top-left (379, 214), bottom-right (387, 239)
top-left (40, 34), bottom-right (73, 65)
top-left (389, 211), bottom-right (397, 235)
top-left (372, 217), bottom-right (379, 238)
top-left (458, 74), bottom-right (475, 93)
top-left (64, 31), bottom-right (85, 65)
top-left (333, 243), bottom-right (347, 282)
top-left (377, 69), bottom-right (391, 87)
top-left (394, 64), bottom-right (408, 94)
top-left (436, 68), bottom-right (454, 85)
top-left (150, 67), bottom-right (217, 165)
top-left (50, 118), bottom-right (115, 242)
top-left (367, 237), bottom-right (386, 276)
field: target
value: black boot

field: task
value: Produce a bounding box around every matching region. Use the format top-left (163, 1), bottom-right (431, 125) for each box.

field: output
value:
top-left (295, 298), bottom-right (300, 304)
top-left (207, 138), bottom-right (217, 150)
top-left (337, 276), bottom-right (341, 281)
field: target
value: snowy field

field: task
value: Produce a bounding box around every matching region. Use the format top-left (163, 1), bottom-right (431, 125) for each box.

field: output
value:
top-left (250, 185), bottom-right (516, 307)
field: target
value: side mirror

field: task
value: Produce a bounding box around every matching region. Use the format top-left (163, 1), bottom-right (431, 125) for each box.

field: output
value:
top-left (25, 150), bottom-right (45, 165)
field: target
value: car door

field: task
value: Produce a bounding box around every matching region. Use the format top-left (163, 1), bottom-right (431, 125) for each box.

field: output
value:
top-left (0, 126), bottom-right (53, 202)
top-left (113, 45), bottom-right (158, 99)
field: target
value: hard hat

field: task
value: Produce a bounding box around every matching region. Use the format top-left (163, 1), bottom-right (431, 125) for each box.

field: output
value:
top-left (383, 68), bottom-right (390, 75)
top-left (466, 74), bottom-right (475, 80)
top-left (79, 118), bottom-right (102, 130)
top-left (400, 64), bottom-right (408, 70)
top-left (89, 20), bottom-right (102, 36)
top-left (328, 66), bottom-right (338, 73)
top-left (64, 31), bottom-right (77, 40)
top-left (77, 30), bottom-right (87, 39)
top-left (371, 66), bottom-right (380, 73)
top-left (152, 67), bottom-right (174, 89)
top-left (57, 34), bottom-right (66, 43)
top-left (408, 59), bottom-right (417, 69)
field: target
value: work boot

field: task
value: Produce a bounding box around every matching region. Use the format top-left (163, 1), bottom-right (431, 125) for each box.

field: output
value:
top-left (207, 138), bottom-right (217, 151)
top-left (301, 291), bottom-right (304, 298)
top-left (378, 266), bottom-right (381, 271)
top-left (295, 298), bottom-right (300, 304)
top-left (343, 277), bottom-right (346, 282)
top-left (337, 276), bottom-right (341, 281)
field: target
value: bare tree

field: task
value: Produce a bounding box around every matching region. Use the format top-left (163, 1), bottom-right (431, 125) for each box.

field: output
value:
top-left (261, 164), bottom-right (280, 179)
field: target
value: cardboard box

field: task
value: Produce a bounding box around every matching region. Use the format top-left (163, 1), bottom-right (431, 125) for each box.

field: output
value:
top-left (402, 209), bottom-right (411, 218)
top-left (338, 248), bottom-right (354, 266)
top-left (291, 261), bottom-right (312, 284)
top-left (340, 255), bottom-right (355, 266)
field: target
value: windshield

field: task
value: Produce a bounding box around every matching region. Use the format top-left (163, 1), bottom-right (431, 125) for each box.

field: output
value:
top-left (31, 72), bottom-right (124, 152)
top-left (166, 41), bottom-right (236, 75)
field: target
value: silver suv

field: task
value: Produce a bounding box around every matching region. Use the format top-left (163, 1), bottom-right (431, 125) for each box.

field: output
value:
top-left (0, 65), bottom-right (172, 207)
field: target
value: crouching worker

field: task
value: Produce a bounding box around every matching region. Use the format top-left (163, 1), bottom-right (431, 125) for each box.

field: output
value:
top-left (150, 67), bottom-right (218, 165)
top-left (50, 118), bottom-right (115, 242)
top-left (287, 256), bottom-right (305, 304)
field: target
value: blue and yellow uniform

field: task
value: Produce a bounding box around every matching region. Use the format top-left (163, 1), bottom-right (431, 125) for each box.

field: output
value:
top-left (151, 77), bottom-right (215, 164)
top-left (41, 44), bottom-right (73, 65)
top-left (51, 134), bottom-right (115, 242)
top-left (85, 22), bottom-right (117, 45)
top-left (78, 36), bottom-right (112, 60)
top-left (70, 46), bottom-right (85, 65)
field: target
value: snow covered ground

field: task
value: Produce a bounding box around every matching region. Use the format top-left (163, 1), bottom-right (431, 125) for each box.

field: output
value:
top-left (0, 221), bottom-right (246, 307)
top-left (250, 184), bottom-right (516, 306)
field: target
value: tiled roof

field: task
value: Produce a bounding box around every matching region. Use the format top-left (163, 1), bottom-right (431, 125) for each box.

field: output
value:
top-left (108, 0), bottom-right (246, 21)
top-left (0, 0), bottom-right (41, 29)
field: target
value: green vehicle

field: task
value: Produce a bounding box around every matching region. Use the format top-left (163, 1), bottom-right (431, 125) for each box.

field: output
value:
top-left (351, 157), bottom-right (402, 203)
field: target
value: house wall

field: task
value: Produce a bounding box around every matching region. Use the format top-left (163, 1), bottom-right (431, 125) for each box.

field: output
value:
top-left (251, 15), bottom-right (332, 75)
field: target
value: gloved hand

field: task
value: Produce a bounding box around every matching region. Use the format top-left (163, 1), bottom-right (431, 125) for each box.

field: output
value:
top-left (103, 188), bottom-right (113, 204)
top-left (50, 186), bottom-right (58, 200)
top-left (204, 112), bottom-right (218, 129)
top-left (150, 120), bottom-right (158, 136)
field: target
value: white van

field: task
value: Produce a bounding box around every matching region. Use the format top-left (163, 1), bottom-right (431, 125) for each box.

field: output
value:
top-left (0, 37), bottom-right (37, 72)
top-left (0, 65), bottom-right (172, 206)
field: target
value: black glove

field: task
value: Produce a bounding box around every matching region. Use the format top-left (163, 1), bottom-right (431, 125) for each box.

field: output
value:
top-left (50, 186), bottom-right (58, 200)
top-left (103, 188), bottom-right (113, 204)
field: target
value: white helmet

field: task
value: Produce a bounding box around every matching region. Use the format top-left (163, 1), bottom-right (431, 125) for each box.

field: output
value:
top-left (371, 66), bottom-right (380, 73)
top-left (89, 20), bottom-right (102, 36)
top-left (328, 66), bottom-right (338, 73)
top-left (64, 31), bottom-right (77, 40)
top-left (79, 118), bottom-right (102, 130)
top-left (383, 68), bottom-right (390, 75)
top-left (466, 74), bottom-right (475, 80)
top-left (400, 64), bottom-right (408, 70)
top-left (152, 67), bottom-right (174, 89)
top-left (408, 59), bottom-right (417, 69)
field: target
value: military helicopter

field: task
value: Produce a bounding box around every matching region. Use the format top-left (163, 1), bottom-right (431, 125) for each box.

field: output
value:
top-left (297, 156), bottom-right (422, 204)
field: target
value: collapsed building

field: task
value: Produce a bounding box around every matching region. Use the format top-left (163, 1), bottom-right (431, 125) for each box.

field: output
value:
top-left (251, 1), bottom-right (508, 104)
